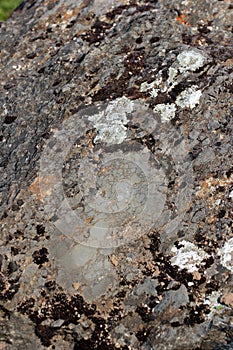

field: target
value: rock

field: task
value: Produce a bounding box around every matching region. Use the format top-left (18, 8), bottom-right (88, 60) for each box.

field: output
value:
top-left (153, 284), bottom-right (189, 315)
top-left (0, 0), bottom-right (232, 349)
top-left (221, 292), bottom-right (233, 308)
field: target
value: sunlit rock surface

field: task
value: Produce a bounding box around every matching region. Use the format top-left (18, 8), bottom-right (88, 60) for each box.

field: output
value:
top-left (0, 0), bottom-right (232, 349)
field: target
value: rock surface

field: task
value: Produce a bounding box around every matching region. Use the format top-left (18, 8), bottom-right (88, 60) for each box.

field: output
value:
top-left (0, 0), bottom-right (232, 349)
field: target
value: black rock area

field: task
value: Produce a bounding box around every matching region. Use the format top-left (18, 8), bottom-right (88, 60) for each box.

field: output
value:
top-left (0, 0), bottom-right (232, 349)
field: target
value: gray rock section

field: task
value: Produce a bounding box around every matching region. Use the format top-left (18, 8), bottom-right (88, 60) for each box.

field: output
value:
top-left (0, 0), bottom-right (232, 349)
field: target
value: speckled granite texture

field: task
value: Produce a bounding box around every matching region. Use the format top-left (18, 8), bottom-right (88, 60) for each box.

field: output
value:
top-left (0, 0), bottom-right (232, 349)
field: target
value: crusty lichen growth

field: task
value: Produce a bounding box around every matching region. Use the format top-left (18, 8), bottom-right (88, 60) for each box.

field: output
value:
top-left (176, 86), bottom-right (202, 109)
top-left (140, 49), bottom-right (206, 122)
top-left (153, 103), bottom-right (176, 122)
top-left (170, 240), bottom-right (210, 272)
top-left (177, 50), bottom-right (206, 72)
top-left (88, 97), bottom-right (134, 145)
top-left (218, 238), bottom-right (233, 272)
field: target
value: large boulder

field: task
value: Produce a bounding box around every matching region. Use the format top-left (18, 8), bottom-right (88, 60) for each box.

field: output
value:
top-left (0, 0), bottom-right (232, 349)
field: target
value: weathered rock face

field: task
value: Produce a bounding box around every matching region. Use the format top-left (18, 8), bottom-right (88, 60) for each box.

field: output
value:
top-left (0, 0), bottom-right (232, 349)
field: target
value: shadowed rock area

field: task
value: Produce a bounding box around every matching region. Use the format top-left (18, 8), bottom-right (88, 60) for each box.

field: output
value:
top-left (0, 0), bottom-right (232, 349)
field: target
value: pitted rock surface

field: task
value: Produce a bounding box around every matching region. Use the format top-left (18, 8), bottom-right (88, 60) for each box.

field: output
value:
top-left (0, 0), bottom-right (232, 349)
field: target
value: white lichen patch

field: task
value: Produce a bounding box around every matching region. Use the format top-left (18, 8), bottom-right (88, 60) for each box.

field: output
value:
top-left (140, 51), bottom-right (205, 98)
top-left (105, 95), bottom-right (134, 115)
top-left (149, 88), bottom-right (159, 98)
top-left (153, 103), bottom-right (176, 123)
top-left (140, 76), bottom-right (164, 98)
top-left (176, 86), bottom-right (202, 109)
top-left (170, 240), bottom-right (210, 272)
top-left (203, 291), bottom-right (227, 318)
top-left (167, 67), bottom-right (179, 91)
top-left (139, 50), bottom-right (205, 122)
top-left (203, 291), bottom-right (220, 307)
top-left (88, 97), bottom-right (133, 145)
top-left (218, 238), bottom-right (233, 272)
top-left (93, 122), bottom-right (128, 145)
top-left (177, 50), bottom-right (206, 72)
top-left (140, 80), bottom-right (157, 92)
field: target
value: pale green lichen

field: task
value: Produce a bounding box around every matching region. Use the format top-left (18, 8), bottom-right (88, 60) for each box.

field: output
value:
top-left (153, 103), bottom-right (176, 123)
top-left (140, 50), bottom-right (205, 97)
top-left (140, 76), bottom-right (164, 98)
top-left (140, 81), bottom-right (158, 92)
top-left (203, 291), bottom-right (226, 318)
top-left (170, 240), bottom-right (210, 272)
top-left (153, 85), bottom-right (202, 122)
top-left (167, 67), bottom-right (179, 91)
top-left (218, 237), bottom-right (233, 272)
top-left (177, 50), bottom-right (206, 72)
top-left (88, 96), bottom-right (133, 145)
top-left (176, 86), bottom-right (202, 109)
top-left (140, 50), bottom-right (205, 122)
top-left (94, 122), bottom-right (128, 144)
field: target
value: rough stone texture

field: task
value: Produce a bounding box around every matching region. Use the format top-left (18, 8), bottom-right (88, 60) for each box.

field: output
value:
top-left (0, 0), bottom-right (232, 349)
